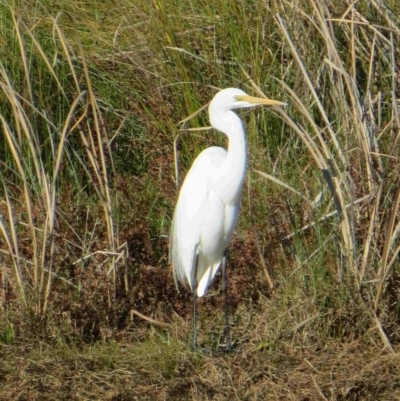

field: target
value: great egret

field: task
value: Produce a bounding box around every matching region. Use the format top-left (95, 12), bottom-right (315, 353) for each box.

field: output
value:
top-left (170, 88), bottom-right (284, 351)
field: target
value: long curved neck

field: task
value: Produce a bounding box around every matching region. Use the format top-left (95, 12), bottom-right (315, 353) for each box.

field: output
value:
top-left (210, 109), bottom-right (247, 201)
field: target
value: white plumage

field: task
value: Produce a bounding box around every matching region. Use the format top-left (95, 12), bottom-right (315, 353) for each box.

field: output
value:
top-left (170, 88), bottom-right (284, 298)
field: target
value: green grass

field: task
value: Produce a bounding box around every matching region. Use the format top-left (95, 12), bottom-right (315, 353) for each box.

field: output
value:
top-left (0, 0), bottom-right (399, 399)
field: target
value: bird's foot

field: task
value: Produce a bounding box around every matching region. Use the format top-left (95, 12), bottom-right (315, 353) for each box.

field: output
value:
top-left (191, 344), bottom-right (215, 356)
top-left (218, 340), bottom-right (241, 354)
top-left (191, 342), bottom-right (240, 356)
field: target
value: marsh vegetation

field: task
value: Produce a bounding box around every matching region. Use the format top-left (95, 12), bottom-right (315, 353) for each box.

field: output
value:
top-left (0, 0), bottom-right (399, 399)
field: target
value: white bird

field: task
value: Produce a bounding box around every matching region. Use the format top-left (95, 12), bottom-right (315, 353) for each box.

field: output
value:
top-left (169, 88), bottom-right (284, 351)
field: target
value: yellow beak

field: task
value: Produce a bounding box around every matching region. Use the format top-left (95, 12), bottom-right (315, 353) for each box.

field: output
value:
top-left (234, 94), bottom-right (285, 106)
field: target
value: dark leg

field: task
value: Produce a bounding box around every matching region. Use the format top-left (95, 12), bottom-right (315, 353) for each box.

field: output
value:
top-left (192, 252), bottom-right (200, 351)
top-left (221, 251), bottom-right (231, 352)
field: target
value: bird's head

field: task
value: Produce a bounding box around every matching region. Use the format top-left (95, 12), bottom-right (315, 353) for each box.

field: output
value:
top-left (209, 88), bottom-right (285, 114)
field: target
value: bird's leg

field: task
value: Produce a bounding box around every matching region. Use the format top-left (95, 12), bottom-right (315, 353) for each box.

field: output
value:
top-left (221, 251), bottom-right (231, 352)
top-left (192, 252), bottom-right (200, 352)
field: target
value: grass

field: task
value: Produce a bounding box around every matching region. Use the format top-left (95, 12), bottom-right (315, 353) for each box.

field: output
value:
top-left (0, 0), bottom-right (400, 399)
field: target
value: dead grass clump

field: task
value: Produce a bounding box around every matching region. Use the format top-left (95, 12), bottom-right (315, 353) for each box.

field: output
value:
top-left (1, 339), bottom-right (399, 400)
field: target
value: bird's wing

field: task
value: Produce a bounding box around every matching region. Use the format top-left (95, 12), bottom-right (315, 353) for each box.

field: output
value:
top-left (170, 147), bottom-right (227, 292)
